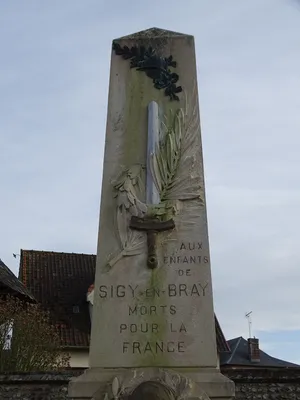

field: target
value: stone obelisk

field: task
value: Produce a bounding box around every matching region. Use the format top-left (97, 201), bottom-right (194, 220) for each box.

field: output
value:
top-left (69, 27), bottom-right (234, 400)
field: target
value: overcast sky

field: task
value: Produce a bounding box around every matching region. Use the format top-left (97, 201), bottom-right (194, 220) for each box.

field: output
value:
top-left (1, 0), bottom-right (300, 364)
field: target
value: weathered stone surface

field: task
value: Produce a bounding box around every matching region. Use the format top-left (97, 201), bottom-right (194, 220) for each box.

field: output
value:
top-left (95, 368), bottom-right (211, 400)
top-left (117, 27), bottom-right (189, 39)
top-left (90, 28), bottom-right (217, 371)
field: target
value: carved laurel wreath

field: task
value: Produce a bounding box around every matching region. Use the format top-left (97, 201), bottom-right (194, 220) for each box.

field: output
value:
top-left (112, 42), bottom-right (182, 101)
top-left (100, 370), bottom-right (210, 400)
top-left (107, 85), bottom-right (203, 269)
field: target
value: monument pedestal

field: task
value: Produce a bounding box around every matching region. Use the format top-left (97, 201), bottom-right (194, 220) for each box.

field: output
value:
top-left (69, 367), bottom-right (234, 400)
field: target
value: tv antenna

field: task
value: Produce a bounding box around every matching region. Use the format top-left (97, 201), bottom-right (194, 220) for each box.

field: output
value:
top-left (245, 311), bottom-right (253, 338)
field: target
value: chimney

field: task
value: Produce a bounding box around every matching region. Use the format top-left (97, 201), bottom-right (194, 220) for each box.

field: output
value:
top-left (248, 337), bottom-right (260, 363)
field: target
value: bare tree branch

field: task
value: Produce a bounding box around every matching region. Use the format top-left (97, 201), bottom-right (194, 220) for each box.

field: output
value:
top-left (0, 296), bottom-right (70, 372)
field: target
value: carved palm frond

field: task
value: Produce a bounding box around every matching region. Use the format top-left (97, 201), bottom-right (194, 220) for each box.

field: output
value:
top-left (150, 108), bottom-right (183, 201)
top-left (150, 82), bottom-right (203, 204)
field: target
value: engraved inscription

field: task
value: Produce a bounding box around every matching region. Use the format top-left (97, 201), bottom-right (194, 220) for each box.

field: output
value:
top-left (122, 341), bottom-right (185, 354)
top-left (99, 239), bottom-right (211, 358)
top-left (164, 242), bottom-right (209, 265)
top-left (119, 322), bottom-right (187, 334)
top-left (128, 305), bottom-right (177, 315)
top-left (164, 255), bottom-right (209, 264)
top-left (179, 242), bottom-right (203, 250)
top-left (99, 283), bottom-right (208, 298)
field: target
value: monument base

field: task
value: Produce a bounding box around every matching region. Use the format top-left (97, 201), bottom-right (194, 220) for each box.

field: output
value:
top-left (68, 367), bottom-right (235, 400)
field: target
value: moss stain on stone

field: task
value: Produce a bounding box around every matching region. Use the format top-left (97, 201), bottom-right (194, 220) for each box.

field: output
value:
top-left (133, 265), bottom-right (169, 367)
top-left (122, 68), bottom-right (180, 171)
top-left (122, 66), bottom-right (182, 366)
top-left (122, 69), bottom-right (145, 168)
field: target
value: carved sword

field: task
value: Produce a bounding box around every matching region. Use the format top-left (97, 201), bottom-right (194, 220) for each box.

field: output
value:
top-left (130, 101), bottom-right (175, 269)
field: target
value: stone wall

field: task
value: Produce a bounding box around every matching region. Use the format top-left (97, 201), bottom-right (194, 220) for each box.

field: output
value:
top-left (0, 368), bottom-right (299, 399)
top-left (225, 368), bottom-right (300, 399)
top-left (0, 370), bottom-right (83, 400)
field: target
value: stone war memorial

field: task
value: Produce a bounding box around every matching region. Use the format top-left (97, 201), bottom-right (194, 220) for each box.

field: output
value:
top-left (69, 28), bottom-right (235, 400)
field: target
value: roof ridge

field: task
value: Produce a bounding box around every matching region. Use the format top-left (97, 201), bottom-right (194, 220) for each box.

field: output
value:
top-left (0, 259), bottom-right (17, 277)
top-left (226, 336), bottom-right (243, 364)
top-left (262, 350), bottom-right (300, 367)
top-left (21, 249), bottom-right (96, 257)
top-left (214, 315), bottom-right (230, 352)
top-left (0, 259), bottom-right (35, 301)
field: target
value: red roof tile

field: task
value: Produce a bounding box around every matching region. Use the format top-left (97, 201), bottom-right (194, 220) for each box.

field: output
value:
top-left (19, 250), bottom-right (95, 347)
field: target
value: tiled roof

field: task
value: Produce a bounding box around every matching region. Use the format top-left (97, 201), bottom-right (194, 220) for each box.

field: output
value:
top-left (0, 259), bottom-right (34, 301)
top-left (19, 249), bottom-right (230, 352)
top-left (220, 337), bottom-right (300, 368)
top-left (19, 250), bottom-right (95, 347)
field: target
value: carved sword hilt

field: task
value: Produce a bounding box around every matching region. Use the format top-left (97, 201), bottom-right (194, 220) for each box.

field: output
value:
top-left (129, 216), bottom-right (175, 269)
